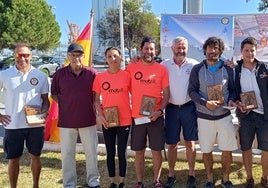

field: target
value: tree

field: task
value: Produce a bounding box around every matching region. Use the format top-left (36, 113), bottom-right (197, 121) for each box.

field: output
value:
top-left (97, 0), bottom-right (160, 58)
top-left (246, 0), bottom-right (268, 12)
top-left (258, 0), bottom-right (268, 11)
top-left (0, 0), bottom-right (61, 51)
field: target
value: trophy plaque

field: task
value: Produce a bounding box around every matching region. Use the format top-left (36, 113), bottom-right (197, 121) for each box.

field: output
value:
top-left (240, 91), bottom-right (258, 111)
top-left (207, 84), bottom-right (224, 105)
top-left (104, 106), bottom-right (120, 128)
top-left (24, 105), bottom-right (46, 126)
top-left (139, 95), bottom-right (156, 116)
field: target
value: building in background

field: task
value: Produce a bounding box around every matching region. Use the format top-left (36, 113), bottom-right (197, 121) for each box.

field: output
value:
top-left (92, 0), bottom-right (119, 57)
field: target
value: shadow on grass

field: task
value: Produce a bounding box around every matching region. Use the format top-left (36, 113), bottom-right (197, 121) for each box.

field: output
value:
top-left (0, 148), bottom-right (63, 169)
top-left (0, 147), bottom-right (262, 188)
top-left (97, 154), bottom-right (249, 188)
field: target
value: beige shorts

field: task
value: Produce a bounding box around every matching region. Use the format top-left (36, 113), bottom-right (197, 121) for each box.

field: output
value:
top-left (197, 115), bottom-right (238, 153)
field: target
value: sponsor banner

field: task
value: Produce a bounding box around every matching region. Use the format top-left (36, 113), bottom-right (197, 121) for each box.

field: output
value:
top-left (161, 14), bottom-right (234, 61)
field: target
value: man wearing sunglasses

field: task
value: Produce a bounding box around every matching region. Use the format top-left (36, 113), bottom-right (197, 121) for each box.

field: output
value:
top-left (0, 42), bottom-right (50, 188)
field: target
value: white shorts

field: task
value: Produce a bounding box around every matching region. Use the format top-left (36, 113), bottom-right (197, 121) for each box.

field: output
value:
top-left (197, 115), bottom-right (238, 153)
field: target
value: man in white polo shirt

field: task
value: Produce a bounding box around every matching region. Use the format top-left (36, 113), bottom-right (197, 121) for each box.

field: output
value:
top-left (161, 36), bottom-right (199, 188)
top-left (235, 37), bottom-right (268, 188)
top-left (0, 42), bottom-right (49, 188)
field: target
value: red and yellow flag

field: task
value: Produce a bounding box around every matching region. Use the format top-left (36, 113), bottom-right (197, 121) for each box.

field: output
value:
top-left (44, 98), bottom-right (60, 142)
top-left (76, 16), bottom-right (93, 66)
top-left (64, 15), bottom-right (94, 66)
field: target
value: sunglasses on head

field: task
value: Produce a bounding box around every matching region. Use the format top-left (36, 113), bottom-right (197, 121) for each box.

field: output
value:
top-left (15, 53), bottom-right (31, 58)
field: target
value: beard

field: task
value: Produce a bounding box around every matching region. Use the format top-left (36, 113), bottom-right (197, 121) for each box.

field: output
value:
top-left (206, 53), bottom-right (220, 62)
top-left (174, 53), bottom-right (186, 62)
top-left (142, 54), bottom-right (154, 63)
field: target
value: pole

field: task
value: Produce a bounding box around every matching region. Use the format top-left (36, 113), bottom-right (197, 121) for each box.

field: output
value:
top-left (119, 0), bottom-right (125, 69)
top-left (89, 9), bottom-right (94, 66)
top-left (183, 0), bottom-right (187, 14)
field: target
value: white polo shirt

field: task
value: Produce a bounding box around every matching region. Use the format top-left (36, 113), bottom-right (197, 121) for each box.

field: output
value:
top-left (0, 66), bottom-right (49, 129)
top-left (162, 57), bottom-right (199, 105)
top-left (240, 66), bottom-right (264, 114)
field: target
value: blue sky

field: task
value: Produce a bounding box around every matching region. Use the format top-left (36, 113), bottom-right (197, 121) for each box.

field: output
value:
top-left (46, 0), bottom-right (260, 43)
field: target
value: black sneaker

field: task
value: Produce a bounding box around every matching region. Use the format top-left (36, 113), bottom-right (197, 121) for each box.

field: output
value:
top-left (134, 182), bottom-right (145, 188)
top-left (118, 182), bottom-right (125, 188)
top-left (109, 183), bottom-right (117, 188)
top-left (245, 178), bottom-right (255, 188)
top-left (165, 176), bottom-right (176, 188)
top-left (187, 176), bottom-right (197, 188)
top-left (221, 179), bottom-right (234, 188)
top-left (261, 177), bottom-right (268, 188)
top-left (204, 182), bottom-right (214, 188)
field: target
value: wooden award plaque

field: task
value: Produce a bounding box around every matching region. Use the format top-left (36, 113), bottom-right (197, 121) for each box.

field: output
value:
top-left (207, 84), bottom-right (224, 105)
top-left (24, 105), bottom-right (46, 125)
top-left (139, 95), bottom-right (156, 116)
top-left (104, 106), bottom-right (120, 128)
top-left (240, 91), bottom-right (258, 111)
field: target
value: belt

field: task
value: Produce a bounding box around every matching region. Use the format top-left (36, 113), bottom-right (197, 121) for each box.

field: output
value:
top-left (169, 101), bottom-right (193, 108)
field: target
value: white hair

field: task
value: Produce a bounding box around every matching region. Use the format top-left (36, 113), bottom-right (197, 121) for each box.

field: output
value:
top-left (172, 36), bottom-right (188, 47)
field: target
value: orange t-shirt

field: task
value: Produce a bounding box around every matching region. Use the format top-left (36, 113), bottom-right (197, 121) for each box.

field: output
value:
top-left (126, 60), bottom-right (169, 118)
top-left (93, 70), bottom-right (132, 126)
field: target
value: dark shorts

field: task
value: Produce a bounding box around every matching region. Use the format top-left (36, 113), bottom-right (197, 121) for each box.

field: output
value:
top-left (4, 127), bottom-right (44, 159)
top-left (131, 116), bottom-right (165, 151)
top-left (165, 102), bottom-right (198, 145)
top-left (239, 111), bottom-right (268, 151)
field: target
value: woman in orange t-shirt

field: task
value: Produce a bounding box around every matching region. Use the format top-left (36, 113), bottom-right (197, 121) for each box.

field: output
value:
top-left (93, 47), bottom-right (131, 188)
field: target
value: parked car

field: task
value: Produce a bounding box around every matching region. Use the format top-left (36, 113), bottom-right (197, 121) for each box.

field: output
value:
top-left (92, 55), bottom-right (105, 65)
top-left (31, 56), bottom-right (66, 77)
top-left (0, 56), bottom-right (14, 70)
top-left (0, 56), bottom-right (40, 70)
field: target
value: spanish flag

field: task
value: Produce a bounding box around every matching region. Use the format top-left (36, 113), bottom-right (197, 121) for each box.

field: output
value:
top-left (64, 14), bottom-right (94, 66)
top-left (76, 18), bottom-right (93, 66)
top-left (44, 98), bottom-right (60, 142)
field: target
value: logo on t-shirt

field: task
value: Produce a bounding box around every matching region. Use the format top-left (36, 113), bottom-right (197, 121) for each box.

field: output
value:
top-left (102, 82), bottom-right (123, 93)
top-left (30, 78), bottom-right (39, 86)
top-left (102, 82), bottom-right (110, 90)
top-left (108, 88), bottom-right (123, 94)
top-left (186, 68), bottom-right (191, 75)
top-left (134, 71), bottom-right (156, 84)
top-left (134, 72), bottom-right (143, 80)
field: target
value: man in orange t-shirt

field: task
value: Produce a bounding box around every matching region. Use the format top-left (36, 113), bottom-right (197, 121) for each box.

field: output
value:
top-left (126, 37), bottom-right (170, 188)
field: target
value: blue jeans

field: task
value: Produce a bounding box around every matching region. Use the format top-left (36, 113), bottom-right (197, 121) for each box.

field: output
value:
top-left (60, 126), bottom-right (100, 188)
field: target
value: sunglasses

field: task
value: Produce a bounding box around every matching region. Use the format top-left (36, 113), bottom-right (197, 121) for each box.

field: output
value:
top-left (15, 53), bottom-right (31, 58)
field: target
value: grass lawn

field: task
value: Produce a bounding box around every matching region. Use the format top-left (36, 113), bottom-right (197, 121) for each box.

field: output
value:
top-left (0, 146), bottom-right (263, 188)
